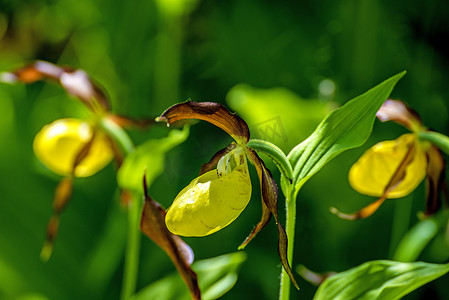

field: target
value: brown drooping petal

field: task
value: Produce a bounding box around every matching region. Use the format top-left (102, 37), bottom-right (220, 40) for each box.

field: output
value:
top-left (3, 61), bottom-right (110, 112)
top-left (141, 176), bottom-right (200, 300)
top-left (245, 148), bottom-right (299, 290)
top-left (376, 99), bottom-right (423, 132)
top-left (332, 141), bottom-right (417, 220)
top-left (424, 145), bottom-right (445, 216)
top-left (157, 101), bottom-right (250, 144)
top-left (238, 202), bottom-right (271, 249)
top-left (41, 132), bottom-right (97, 261)
top-left (199, 144), bottom-right (236, 175)
top-left (40, 177), bottom-right (73, 261)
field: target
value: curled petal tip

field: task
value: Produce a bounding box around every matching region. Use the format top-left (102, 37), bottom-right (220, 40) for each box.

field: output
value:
top-left (0, 72), bottom-right (18, 83)
top-left (237, 244), bottom-right (246, 251)
top-left (155, 116), bottom-right (167, 123)
top-left (330, 207), bottom-right (357, 221)
top-left (40, 242), bottom-right (53, 262)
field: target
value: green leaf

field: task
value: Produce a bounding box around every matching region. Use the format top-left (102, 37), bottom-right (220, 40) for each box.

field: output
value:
top-left (117, 126), bottom-right (189, 192)
top-left (314, 260), bottom-right (449, 300)
top-left (288, 72), bottom-right (405, 192)
top-left (393, 218), bottom-right (439, 262)
top-left (132, 252), bottom-right (247, 300)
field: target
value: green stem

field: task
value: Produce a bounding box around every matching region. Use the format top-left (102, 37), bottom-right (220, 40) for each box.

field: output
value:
top-left (247, 139), bottom-right (293, 183)
top-left (418, 131), bottom-right (449, 155)
top-left (120, 192), bottom-right (142, 300)
top-left (279, 188), bottom-right (297, 300)
top-left (99, 116), bottom-right (141, 300)
top-left (100, 116), bottom-right (135, 155)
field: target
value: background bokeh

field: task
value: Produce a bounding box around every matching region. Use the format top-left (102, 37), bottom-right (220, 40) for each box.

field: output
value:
top-left (1, 0), bottom-right (449, 299)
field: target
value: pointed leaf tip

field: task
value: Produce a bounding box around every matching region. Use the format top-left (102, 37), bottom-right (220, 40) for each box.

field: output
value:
top-left (289, 72), bottom-right (407, 192)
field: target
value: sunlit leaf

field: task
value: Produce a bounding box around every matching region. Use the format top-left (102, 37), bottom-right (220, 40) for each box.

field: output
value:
top-left (314, 260), bottom-right (449, 300)
top-left (132, 252), bottom-right (247, 300)
top-left (117, 126), bottom-right (189, 192)
top-left (288, 72), bottom-right (405, 193)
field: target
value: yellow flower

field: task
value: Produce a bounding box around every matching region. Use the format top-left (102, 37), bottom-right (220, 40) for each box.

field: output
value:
top-left (33, 118), bottom-right (113, 177)
top-left (349, 133), bottom-right (427, 198)
top-left (166, 145), bottom-right (251, 236)
top-left (333, 100), bottom-right (445, 220)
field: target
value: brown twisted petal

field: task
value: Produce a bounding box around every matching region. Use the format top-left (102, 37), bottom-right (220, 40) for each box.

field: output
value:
top-left (243, 147), bottom-right (299, 290)
top-left (332, 139), bottom-right (417, 220)
top-left (376, 99), bottom-right (423, 132)
top-left (141, 176), bottom-right (200, 300)
top-left (5, 61), bottom-right (110, 112)
top-left (157, 101), bottom-right (250, 144)
top-left (424, 145), bottom-right (445, 216)
top-left (40, 177), bottom-right (73, 261)
top-left (199, 143), bottom-right (237, 175)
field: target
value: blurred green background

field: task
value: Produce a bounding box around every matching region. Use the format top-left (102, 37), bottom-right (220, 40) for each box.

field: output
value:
top-left (1, 0), bottom-right (449, 299)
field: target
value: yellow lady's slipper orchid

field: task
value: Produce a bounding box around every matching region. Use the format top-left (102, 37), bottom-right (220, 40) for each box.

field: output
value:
top-left (349, 133), bottom-right (427, 198)
top-left (166, 145), bottom-right (251, 236)
top-left (157, 101), bottom-right (299, 289)
top-left (33, 118), bottom-right (113, 177)
top-left (333, 99), bottom-right (446, 220)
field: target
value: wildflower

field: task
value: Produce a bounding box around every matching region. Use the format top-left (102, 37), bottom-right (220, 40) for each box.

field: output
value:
top-left (166, 144), bottom-right (252, 236)
top-left (33, 118), bottom-right (113, 177)
top-left (157, 101), bottom-right (299, 288)
top-left (1, 61), bottom-right (143, 259)
top-left (332, 99), bottom-right (445, 220)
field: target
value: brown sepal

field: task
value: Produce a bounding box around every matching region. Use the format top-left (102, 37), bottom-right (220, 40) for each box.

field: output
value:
top-left (376, 99), bottom-right (423, 132)
top-left (141, 175), bottom-right (201, 300)
top-left (41, 177), bottom-right (73, 261)
top-left (332, 140), bottom-right (417, 220)
top-left (41, 131), bottom-right (97, 261)
top-left (424, 145), bottom-right (446, 216)
top-left (199, 144), bottom-right (236, 176)
top-left (6, 61), bottom-right (110, 112)
top-left (245, 148), bottom-right (299, 290)
top-left (238, 202), bottom-right (271, 250)
top-left (157, 101), bottom-right (250, 144)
